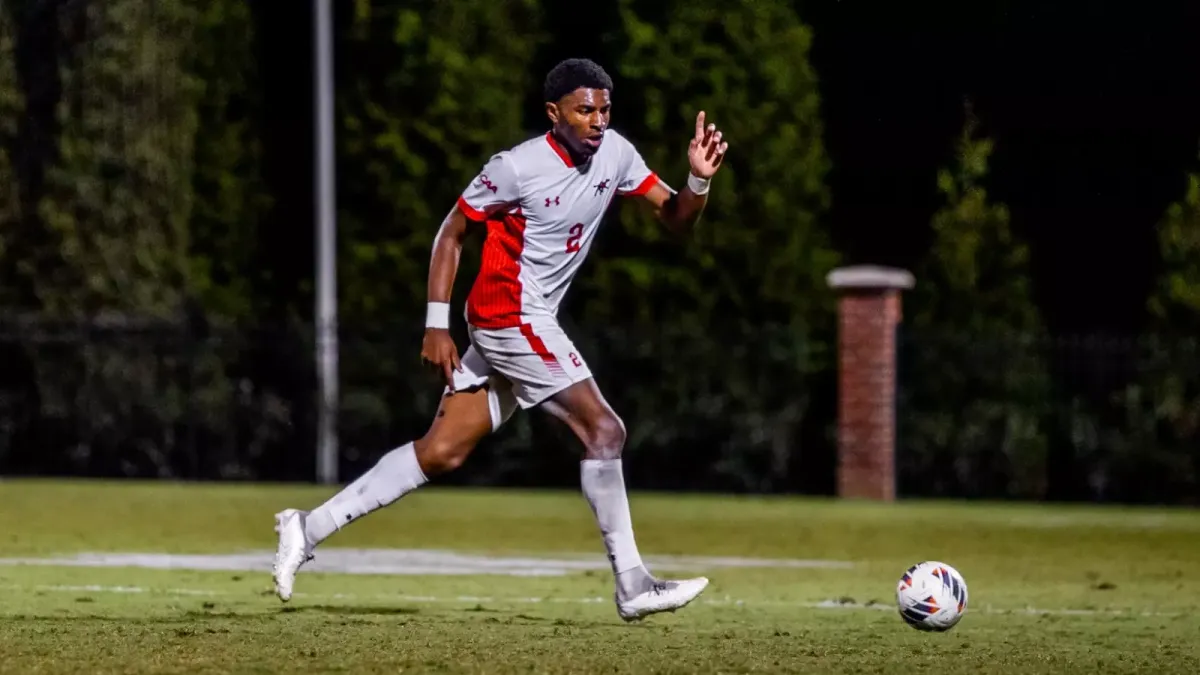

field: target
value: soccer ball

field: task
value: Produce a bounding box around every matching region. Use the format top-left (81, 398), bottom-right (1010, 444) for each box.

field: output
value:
top-left (895, 561), bottom-right (968, 631)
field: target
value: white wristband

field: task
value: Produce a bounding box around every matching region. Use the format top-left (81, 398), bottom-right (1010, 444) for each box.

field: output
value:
top-left (686, 173), bottom-right (711, 195)
top-left (425, 302), bottom-right (451, 329)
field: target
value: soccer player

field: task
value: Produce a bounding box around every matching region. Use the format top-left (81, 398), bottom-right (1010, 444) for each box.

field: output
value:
top-left (272, 58), bottom-right (728, 621)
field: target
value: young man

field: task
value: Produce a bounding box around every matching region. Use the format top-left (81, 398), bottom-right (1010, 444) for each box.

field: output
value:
top-left (272, 58), bottom-right (728, 622)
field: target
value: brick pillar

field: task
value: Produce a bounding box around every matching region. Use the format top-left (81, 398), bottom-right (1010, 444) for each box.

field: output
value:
top-left (826, 266), bottom-right (914, 501)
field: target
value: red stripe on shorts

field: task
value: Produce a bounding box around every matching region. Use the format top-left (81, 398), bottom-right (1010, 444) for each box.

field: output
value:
top-left (519, 323), bottom-right (565, 377)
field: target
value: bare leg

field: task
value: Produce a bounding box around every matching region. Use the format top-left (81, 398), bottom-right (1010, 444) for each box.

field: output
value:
top-left (414, 386), bottom-right (497, 475)
top-left (539, 378), bottom-right (627, 461)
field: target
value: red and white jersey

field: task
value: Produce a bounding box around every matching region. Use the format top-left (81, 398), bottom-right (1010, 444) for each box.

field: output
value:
top-left (456, 130), bottom-right (664, 329)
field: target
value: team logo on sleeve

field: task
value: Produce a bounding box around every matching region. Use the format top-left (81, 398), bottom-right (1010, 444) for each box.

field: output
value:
top-left (477, 174), bottom-right (498, 194)
top-left (593, 179), bottom-right (610, 196)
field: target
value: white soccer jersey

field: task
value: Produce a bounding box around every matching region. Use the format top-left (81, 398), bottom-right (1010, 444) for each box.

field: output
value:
top-left (456, 130), bottom-right (665, 329)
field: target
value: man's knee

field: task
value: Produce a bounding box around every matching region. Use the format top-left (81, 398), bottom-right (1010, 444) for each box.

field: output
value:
top-left (541, 379), bottom-right (626, 460)
top-left (584, 413), bottom-right (626, 460)
top-left (414, 435), bottom-right (477, 475)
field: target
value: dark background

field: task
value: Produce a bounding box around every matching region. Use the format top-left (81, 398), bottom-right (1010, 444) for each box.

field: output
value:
top-left (250, 0), bottom-right (1200, 334)
top-left (2, 0), bottom-right (1198, 503)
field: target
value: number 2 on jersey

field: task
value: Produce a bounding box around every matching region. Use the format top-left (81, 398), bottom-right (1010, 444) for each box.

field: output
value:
top-left (565, 223), bottom-right (584, 254)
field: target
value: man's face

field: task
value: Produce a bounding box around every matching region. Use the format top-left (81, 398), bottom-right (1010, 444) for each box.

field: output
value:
top-left (547, 87), bottom-right (612, 160)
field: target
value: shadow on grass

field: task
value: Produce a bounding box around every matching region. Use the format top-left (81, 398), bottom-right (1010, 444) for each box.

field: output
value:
top-left (279, 605), bottom-right (422, 616)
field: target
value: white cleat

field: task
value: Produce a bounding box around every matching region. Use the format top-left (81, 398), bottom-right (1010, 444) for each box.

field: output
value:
top-left (616, 577), bottom-right (710, 622)
top-left (272, 508), bottom-right (314, 602)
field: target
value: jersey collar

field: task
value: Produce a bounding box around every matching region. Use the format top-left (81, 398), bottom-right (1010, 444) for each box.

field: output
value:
top-left (545, 132), bottom-right (576, 168)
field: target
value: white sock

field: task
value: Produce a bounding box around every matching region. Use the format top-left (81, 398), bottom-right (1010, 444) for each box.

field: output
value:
top-left (304, 442), bottom-right (427, 546)
top-left (580, 459), bottom-right (651, 596)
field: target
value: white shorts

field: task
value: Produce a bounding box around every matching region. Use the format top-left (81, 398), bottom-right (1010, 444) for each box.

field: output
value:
top-left (444, 317), bottom-right (593, 430)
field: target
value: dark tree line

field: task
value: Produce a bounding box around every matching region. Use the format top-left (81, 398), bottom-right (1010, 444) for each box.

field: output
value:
top-left (0, 0), bottom-right (1196, 502)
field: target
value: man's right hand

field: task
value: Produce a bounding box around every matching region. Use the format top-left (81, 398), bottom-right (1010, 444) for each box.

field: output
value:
top-left (421, 328), bottom-right (463, 392)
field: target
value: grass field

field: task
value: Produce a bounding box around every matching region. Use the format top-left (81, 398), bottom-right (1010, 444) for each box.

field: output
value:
top-left (0, 480), bottom-right (1198, 673)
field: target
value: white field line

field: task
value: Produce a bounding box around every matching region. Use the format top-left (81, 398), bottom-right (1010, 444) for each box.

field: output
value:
top-left (0, 583), bottom-right (1183, 618)
top-left (0, 549), bottom-right (855, 577)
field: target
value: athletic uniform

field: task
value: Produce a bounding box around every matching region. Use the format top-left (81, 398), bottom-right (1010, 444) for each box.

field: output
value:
top-left (274, 120), bottom-right (712, 622)
top-left (450, 130), bottom-right (667, 428)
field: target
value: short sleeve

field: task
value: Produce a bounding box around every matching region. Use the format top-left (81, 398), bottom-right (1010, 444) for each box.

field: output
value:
top-left (617, 140), bottom-right (664, 197)
top-left (457, 153), bottom-right (521, 221)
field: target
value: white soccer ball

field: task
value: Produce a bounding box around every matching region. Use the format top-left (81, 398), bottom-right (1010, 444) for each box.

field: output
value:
top-left (895, 561), bottom-right (968, 631)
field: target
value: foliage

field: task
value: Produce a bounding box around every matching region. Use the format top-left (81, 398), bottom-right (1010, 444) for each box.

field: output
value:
top-left (1150, 169), bottom-right (1200, 322)
top-left (542, 0), bottom-right (842, 491)
top-left (596, 0), bottom-right (836, 326)
top-left (1091, 159), bottom-right (1200, 503)
top-left (34, 0), bottom-right (201, 316)
top-left (901, 102), bottom-right (1051, 498)
top-left (0, 2), bottom-right (1198, 501)
top-left (336, 0), bottom-right (548, 323)
top-left (328, 0), bottom-right (550, 468)
top-left (186, 0), bottom-right (269, 320)
top-left (0, 3), bottom-right (292, 481)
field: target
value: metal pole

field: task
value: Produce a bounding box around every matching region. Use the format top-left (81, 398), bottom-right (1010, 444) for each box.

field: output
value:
top-left (314, 0), bottom-right (338, 484)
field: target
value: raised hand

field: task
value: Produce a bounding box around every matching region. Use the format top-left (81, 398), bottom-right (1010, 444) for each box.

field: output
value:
top-left (688, 111), bottom-right (728, 179)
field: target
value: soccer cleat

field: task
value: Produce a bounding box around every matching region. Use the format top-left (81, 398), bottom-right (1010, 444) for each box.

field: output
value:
top-left (616, 577), bottom-right (709, 622)
top-left (272, 508), bottom-right (314, 602)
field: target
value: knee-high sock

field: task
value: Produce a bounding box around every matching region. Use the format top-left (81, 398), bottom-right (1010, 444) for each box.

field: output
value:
top-left (581, 459), bottom-right (654, 597)
top-left (304, 442), bottom-right (427, 545)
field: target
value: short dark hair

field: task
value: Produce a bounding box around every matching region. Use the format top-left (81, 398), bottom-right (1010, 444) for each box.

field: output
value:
top-left (543, 58), bottom-right (613, 103)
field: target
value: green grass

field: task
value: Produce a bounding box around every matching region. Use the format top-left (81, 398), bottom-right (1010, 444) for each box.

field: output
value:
top-left (0, 479), bottom-right (1198, 673)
